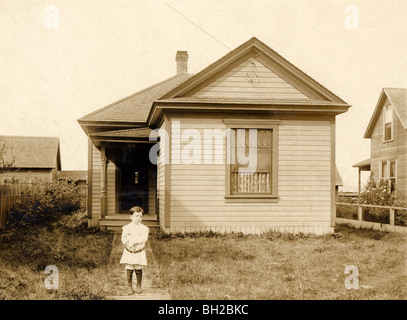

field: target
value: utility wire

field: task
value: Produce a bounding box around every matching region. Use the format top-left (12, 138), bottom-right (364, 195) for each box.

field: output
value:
top-left (159, 0), bottom-right (232, 51)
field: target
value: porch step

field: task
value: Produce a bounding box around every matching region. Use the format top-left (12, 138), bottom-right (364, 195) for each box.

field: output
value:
top-left (99, 215), bottom-right (159, 232)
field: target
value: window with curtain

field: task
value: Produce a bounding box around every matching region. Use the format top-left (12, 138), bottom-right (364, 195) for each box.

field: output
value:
top-left (230, 128), bottom-right (272, 195)
top-left (380, 159), bottom-right (396, 192)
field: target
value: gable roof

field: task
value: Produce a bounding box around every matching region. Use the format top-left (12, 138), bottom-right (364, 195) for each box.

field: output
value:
top-left (159, 37), bottom-right (348, 104)
top-left (147, 37), bottom-right (350, 125)
top-left (78, 73), bottom-right (192, 124)
top-left (0, 136), bottom-right (61, 169)
top-left (364, 88), bottom-right (407, 138)
top-left (79, 37), bottom-right (350, 133)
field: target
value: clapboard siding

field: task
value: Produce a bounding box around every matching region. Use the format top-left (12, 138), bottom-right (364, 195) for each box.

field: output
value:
top-left (167, 117), bottom-right (332, 234)
top-left (370, 100), bottom-right (407, 196)
top-left (106, 160), bottom-right (116, 214)
top-left (91, 144), bottom-right (102, 219)
top-left (192, 59), bottom-right (310, 100)
top-left (157, 121), bottom-right (166, 227)
top-left (148, 166), bottom-right (156, 215)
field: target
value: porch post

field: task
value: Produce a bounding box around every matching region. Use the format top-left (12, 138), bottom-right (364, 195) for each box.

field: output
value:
top-left (358, 168), bottom-right (361, 196)
top-left (101, 147), bottom-right (108, 218)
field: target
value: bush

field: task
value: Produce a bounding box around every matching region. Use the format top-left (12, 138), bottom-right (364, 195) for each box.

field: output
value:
top-left (336, 204), bottom-right (358, 220)
top-left (359, 177), bottom-right (407, 225)
top-left (6, 180), bottom-right (84, 229)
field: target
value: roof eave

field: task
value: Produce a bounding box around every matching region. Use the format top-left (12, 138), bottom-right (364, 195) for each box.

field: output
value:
top-left (77, 119), bottom-right (147, 136)
top-left (364, 89), bottom-right (388, 138)
top-left (147, 100), bottom-right (350, 127)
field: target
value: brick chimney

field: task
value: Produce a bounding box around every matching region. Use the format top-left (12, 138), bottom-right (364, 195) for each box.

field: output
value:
top-left (176, 51), bottom-right (188, 75)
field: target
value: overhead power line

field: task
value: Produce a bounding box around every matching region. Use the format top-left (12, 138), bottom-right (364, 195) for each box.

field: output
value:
top-left (159, 0), bottom-right (232, 51)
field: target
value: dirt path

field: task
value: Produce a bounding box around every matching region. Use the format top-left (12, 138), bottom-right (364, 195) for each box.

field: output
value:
top-left (106, 232), bottom-right (171, 300)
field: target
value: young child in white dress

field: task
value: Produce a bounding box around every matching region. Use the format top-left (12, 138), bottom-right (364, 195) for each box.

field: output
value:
top-left (120, 206), bottom-right (149, 294)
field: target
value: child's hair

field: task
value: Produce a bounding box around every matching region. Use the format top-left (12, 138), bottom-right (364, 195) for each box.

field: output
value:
top-left (129, 206), bottom-right (144, 215)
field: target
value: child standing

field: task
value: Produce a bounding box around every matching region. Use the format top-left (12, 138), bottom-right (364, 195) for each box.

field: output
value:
top-left (120, 206), bottom-right (149, 295)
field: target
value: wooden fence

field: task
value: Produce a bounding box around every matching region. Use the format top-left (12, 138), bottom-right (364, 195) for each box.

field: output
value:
top-left (336, 202), bottom-right (407, 234)
top-left (0, 184), bottom-right (45, 229)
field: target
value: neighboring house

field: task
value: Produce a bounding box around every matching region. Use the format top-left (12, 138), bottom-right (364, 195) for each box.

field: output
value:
top-left (0, 135), bottom-right (61, 183)
top-left (58, 170), bottom-right (88, 209)
top-left (78, 37), bottom-right (350, 234)
top-left (353, 88), bottom-right (407, 196)
top-left (58, 170), bottom-right (88, 187)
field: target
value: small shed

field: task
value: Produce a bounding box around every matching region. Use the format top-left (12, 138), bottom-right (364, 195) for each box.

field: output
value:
top-left (0, 135), bottom-right (61, 184)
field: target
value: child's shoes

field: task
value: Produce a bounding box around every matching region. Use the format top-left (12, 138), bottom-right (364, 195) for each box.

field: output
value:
top-left (127, 284), bottom-right (134, 295)
top-left (136, 285), bottom-right (142, 294)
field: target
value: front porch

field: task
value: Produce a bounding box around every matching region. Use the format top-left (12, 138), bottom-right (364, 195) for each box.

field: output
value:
top-left (99, 214), bottom-right (159, 232)
top-left (86, 128), bottom-right (160, 230)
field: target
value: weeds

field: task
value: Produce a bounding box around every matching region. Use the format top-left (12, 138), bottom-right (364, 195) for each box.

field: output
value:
top-left (0, 210), bottom-right (114, 300)
top-left (149, 225), bottom-right (407, 300)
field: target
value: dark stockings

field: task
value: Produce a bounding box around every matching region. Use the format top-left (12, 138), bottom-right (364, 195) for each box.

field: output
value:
top-left (127, 269), bottom-right (142, 286)
top-left (126, 269), bottom-right (133, 284)
top-left (135, 269), bottom-right (142, 287)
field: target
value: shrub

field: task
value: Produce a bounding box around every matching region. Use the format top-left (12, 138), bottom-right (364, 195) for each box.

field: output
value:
top-left (359, 177), bottom-right (407, 225)
top-left (336, 204), bottom-right (358, 220)
top-left (6, 180), bottom-right (84, 229)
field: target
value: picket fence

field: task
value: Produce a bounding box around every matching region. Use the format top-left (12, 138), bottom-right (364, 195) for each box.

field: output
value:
top-left (0, 184), bottom-right (45, 229)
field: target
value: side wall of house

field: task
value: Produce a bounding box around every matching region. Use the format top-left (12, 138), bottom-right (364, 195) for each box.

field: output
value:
top-left (158, 120), bottom-right (167, 228)
top-left (148, 166), bottom-right (156, 215)
top-left (163, 114), bottom-right (334, 235)
top-left (370, 103), bottom-right (407, 197)
top-left (89, 144), bottom-right (102, 226)
top-left (106, 160), bottom-right (116, 215)
top-left (0, 169), bottom-right (53, 183)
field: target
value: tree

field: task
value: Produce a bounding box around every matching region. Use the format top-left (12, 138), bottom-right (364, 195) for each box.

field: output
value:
top-left (0, 141), bottom-right (16, 174)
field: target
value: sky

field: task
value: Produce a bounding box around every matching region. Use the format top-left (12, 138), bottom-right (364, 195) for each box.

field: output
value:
top-left (1, 0), bottom-right (406, 191)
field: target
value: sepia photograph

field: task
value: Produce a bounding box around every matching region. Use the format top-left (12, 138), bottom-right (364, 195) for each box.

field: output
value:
top-left (0, 0), bottom-right (406, 309)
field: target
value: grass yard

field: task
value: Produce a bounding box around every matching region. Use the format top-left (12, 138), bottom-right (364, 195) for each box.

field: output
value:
top-left (0, 212), bottom-right (114, 300)
top-left (149, 225), bottom-right (407, 300)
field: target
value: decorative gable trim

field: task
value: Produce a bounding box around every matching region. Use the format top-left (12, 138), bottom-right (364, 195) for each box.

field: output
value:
top-left (160, 37), bottom-right (347, 104)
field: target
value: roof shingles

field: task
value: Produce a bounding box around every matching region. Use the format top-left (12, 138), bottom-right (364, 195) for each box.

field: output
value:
top-left (384, 88), bottom-right (407, 128)
top-left (0, 136), bottom-right (60, 169)
top-left (78, 74), bottom-right (192, 123)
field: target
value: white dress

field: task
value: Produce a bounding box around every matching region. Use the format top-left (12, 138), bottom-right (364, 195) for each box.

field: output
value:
top-left (119, 222), bottom-right (149, 267)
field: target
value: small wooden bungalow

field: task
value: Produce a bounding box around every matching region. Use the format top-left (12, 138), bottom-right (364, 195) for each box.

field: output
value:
top-left (78, 37), bottom-right (350, 234)
top-left (354, 88), bottom-right (407, 196)
top-left (0, 135), bottom-right (61, 184)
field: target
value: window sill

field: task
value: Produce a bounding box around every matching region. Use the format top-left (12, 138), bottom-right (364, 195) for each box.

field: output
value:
top-left (383, 139), bottom-right (394, 143)
top-left (225, 195), bottom-right (279, 203)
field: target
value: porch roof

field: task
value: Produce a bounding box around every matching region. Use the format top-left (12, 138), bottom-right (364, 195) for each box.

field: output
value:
top-left (89, 127), bottom-right (159, 146)
top-left (90, 128), bottom-right (158, 139)
top-left (353, 158), bottom-right (371, 171)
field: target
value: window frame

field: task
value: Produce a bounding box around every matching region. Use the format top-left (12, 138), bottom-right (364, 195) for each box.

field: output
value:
top-left (223, 119), bottom-right (279, 203)
top-left (383, 104), bottom-right (393, 142)
top-left (379, 159), bottom-right (397, 192)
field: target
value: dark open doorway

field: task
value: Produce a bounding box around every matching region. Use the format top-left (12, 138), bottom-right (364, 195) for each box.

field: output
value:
top-left (107, 144), bottom-right (156, 216)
